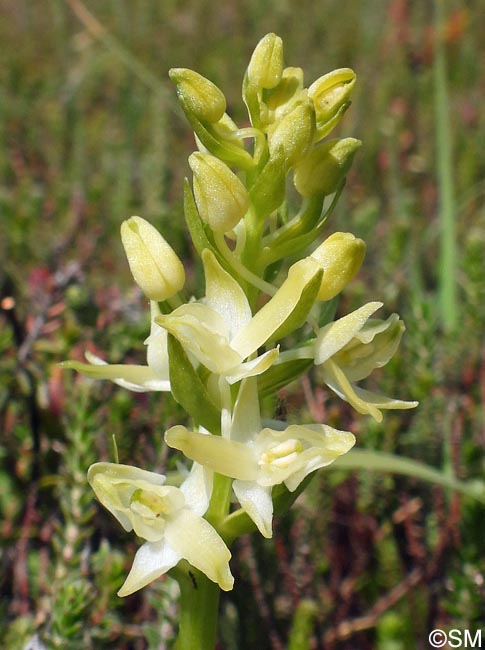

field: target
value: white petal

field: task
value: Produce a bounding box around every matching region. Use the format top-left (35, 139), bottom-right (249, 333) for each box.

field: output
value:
top-left (350, 385), bottom-right (419, 413)
top-left (314, 302), bottom-right (383, 365)
top-left (321, 359), bottom-right (383, 421)
top-left (145, 323), bottom-right (170, 383)
top-left (202, 249), bottom-right (252, 337)
top-left (225, 347), bottom-right (279, 384)
top-left (255, 424), bottom-right (355, 491)
top-left (232, 480), bottom-right (273, 538)
top-left (165, 509), bottom-right (234, 591)
top-left (118, 541), bottom-right (180, 596)
top-left (180, 462), bottom-right (213, 516)
top-left (231, 257), bottom-right (321, 359)
top-left (341, 315), bottom-right (404, 382)
top-left (230, 378), bottom-right (261, 444)
top-left (281, 424), bottom-right (355, 491)
top-left (157, 303), bottom-right (242, 374)
top-left (62, 353), bottom-right (170, 392)
top-left (165, 426), bottom-right (259, 481)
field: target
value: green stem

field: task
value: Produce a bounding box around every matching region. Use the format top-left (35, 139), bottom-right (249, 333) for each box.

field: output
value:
top-left (434, 0), bottom-right (457, 332)
top-left (174, 564), bottom-right (221, 650)
top-left (334, 449), bottom-right (485, 502)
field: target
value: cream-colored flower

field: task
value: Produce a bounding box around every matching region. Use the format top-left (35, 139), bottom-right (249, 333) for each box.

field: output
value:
top-left (314, 302), bottom-right (418, 421)
top-left (88, 461), bottom-right (233, 595)
top-left (156, 249), bottom-right (322, 383)
top-left (165, 378), bottom-right (355, 538)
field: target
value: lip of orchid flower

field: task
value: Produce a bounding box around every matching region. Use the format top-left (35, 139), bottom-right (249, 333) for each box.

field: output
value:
top-left (88, 461), bottom-right (234, 596)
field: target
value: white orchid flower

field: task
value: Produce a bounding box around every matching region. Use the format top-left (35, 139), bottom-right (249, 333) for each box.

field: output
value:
top-left (156, 249), bottom-right (321, 384)
top-left (88, 461), bottom-right (233, 596)
top-left (314, 301), bottom-right (418, 421)
top-left (165, 378), bottom-right (355, 538)
top-left (60, 302), bottom-right (170, 392)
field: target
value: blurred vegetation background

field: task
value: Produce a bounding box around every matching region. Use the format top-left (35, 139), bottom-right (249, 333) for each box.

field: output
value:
top-left (1, 0), bottom-right (484, 648)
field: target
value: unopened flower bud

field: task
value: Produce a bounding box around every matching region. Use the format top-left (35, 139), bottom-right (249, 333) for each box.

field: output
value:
top-left (120, 217), bottom-right (185, 301)
top-left (293, 138), bottom-right (361, 197)
top-left (189, 153), bottom-right (249, 232)
top-left (310, 232), bottom-right (366, 300)
top-left (247, 33), bottom-right (284, 90)
top-left (169, 68), bottom-right (226, 123)
top-left (308, 68), bottom-right (356, 128)
top-left (268, 97), bottom-right (315, 167)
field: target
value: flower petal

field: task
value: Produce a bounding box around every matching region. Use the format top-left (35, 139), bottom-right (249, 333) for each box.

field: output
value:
top-left (256, 424), bottom-right (355, 491)
top-left (313, 301), bottom-right (383, 365)
top-left (281, 424), bottom-right (355, 491)
top-left (61, 354), bottom-right (170, 392)
top-left (145, 324), bottom-right (170, 383)
top-left (225, 347), bottom-right (279, 384)
top-left (339, 314), bottom-right (405, 382)
top-left (88, 462), bottom-right (167, 533)
top-left (350, 385), bottom-right (419, 413)
top-left (165, 509), bottom-right (234, 591)
top-left (231, 257), bottom-right (322, 359)
top-left (118, 540), bottom-right (181, 597)
top-left (230, 377), bottom-right (261, 444)
top-left (165, 426), bottom-right (259, 481)
top-left (202, 249), bottom-right (251, 337)
top-left (157, 303), bottom-right (242, 374)
top-left (179, 461), bottom-right (213, 516)
top-left (320, 358), bottom-right (384, 421)
top-left (232, 480), bottom-right (273, 538)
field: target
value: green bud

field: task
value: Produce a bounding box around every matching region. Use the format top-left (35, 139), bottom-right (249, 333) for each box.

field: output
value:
top-left (247, 33), bottom-right (284, 90)
top-left (293, 137), bottom-right (362, 197)
top-left (120, 216), bottom-right (185, 301)
top-left (308, 68), bottom-right (356, 129)
top-left (189, 152), bottom-right (249, 232)
top-left (268, 97), bottom-right (315, 168)
top-left (169, 68), bottom-right (226, 123)
top-left (310, 232), bottom-right (366, 300)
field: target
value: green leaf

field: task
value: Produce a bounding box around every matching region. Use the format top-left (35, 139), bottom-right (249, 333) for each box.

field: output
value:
top-left (257, 357), bottom-right (313, 397)
top-left (167, 334), bottom-right (221, 433)
top-left (183, 179), bottom-right (216, 258)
